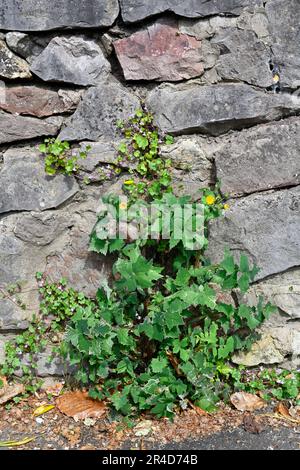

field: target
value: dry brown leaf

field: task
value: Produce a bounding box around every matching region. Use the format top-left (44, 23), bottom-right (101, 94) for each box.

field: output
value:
top-left (0, 383), bottom-right (25, 405)
top-left (275, 403), bottom-right (291, 419)
top-left (56, 391), bottom-right (106, 421)
top-left (230, 392), bottom-right (266, 412)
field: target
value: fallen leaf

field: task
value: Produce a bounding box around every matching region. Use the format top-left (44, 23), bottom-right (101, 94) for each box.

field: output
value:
top-left (0, 383), bottom-right (25, 405)
top-left (33, 404), bottom-right (55, 417)
top-left (230, 392), bottom-right (266, 412)
top-left (56, 391), bottom-right (106, 421)
top-left (275, 403), bottom-right (291, 419)
top-left (243, 412), bottom-right (263, 434)
top-left (0, 437), bottom-right (35, 447)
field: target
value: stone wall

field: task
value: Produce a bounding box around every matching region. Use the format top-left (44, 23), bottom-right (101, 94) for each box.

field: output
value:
top-left (0, 0), bottom-right (299, 375)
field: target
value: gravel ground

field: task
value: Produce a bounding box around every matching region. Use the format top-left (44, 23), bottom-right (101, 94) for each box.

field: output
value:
top-left (156, 426), bottom-right (300, 450)
top-left (0, 394), bottom-right (299, 451)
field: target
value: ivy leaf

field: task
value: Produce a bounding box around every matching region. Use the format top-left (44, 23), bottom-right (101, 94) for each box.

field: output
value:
top-left (240, 254), bottom-right (249, 273)
top-left (218, 336), bottom-right (235, 359)
top-left (151, 357), bottom-right (168, 373)
top-left (174, 268), bottom-right (191, 287)
top-left (134, 134), bottom-right (148, 150)
top-left (220, 251), bottom-right (236, 275)
top-left (89, 234), bottom-right (108, 255)
top-left (238, 272), bottom-right (250, 293)
top-left (165, 310), bottom-right (184, 330)
top-left (114, 252), bottom-right (163, 292)
top-left (117, 328), bottom-right (131, 346)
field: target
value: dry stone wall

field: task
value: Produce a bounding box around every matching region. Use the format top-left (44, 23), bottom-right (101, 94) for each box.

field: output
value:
top-left (0, 0), bottom-right (299, 375)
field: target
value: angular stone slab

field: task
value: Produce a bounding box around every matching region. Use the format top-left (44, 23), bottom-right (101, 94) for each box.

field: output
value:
top-left (0, 112), bottom-right (63, 144)
top-left (31, 36), bottom-right (111, 86)
top-left (0, 188), bottom-right (109, 331)
top-left (232, 334), bottom-right (286, 367)
top-left (5, 32), bottom-right (56, 64)
top-left (0, 0), bottom-right (119, 31)
top-left (0, 147), bottom-right (79, 214)
top-left (147, 83), bottom-right (300, 136)
top-left (0, 86), bottom-right (81, 117)
top-left (211, 28), bottom-right (272, 88)
top-left (0, 39), bottom-right (31, 79)
top-left (114, 19), bottom-right (217, 82)
top-left (120, 0), bottom-right (262, 23)
top-left (244, 268), bottom-right (300, 319)
top-left (161, 136), bottom-right (214, 198)
top-left (0, 228), bottom-right (42, 330)
top-left (213, 118), bottom-right (300, 196)
top-left (207, 186), bottom-right (300, 280)
top-left (266, 0), bottom-right (300, 89)
top-left (59, 81), bottom-right (140, 142)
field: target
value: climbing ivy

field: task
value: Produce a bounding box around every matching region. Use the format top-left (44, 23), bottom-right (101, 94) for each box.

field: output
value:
top-left (39, 138), bottom-right (91, 176)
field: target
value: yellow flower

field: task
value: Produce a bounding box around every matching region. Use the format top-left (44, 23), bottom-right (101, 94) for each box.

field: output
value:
top-left (124, 180), bottom-right (134, 185)
top-left (273, 74), bottom-right (280, 83)
top-left (223, 203), bottom-right (230, 211)
top-left (205, 195), bottom-right (216, 206)
top-left (119, 201), bottom-right (127, 210)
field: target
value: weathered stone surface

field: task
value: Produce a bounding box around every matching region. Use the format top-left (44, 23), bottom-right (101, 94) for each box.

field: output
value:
top-left (161, 136), bottom-right (214, 197)
top-left (0, 112), bottom-right (63, 144)
top-left (0, 0), bottom-right (119, 31)
top-left (244, 268), bottom-right (300, 319)
top-left (14, 212), bottom-right (72, 246)
top-left (207, 186), bottom-right (300, 281)
top-left (266, 0), bottom-right (300, 89)
top-left (0, 335), bottom-right (15, 362)
top-left (31, 36), bottom-right (111, 86)
top-left (59, 81), bottom-right (140, 142)
top-left (232, 335), bottom-right (286, 366)
top-left (0, 147), bottom-right (79, 214)
top-left (44, 188), bottom-right (113, 297)
top-left (0, 228), bottom-right (42, 330)
top-left (213, 118), bottom-right (300, 196)
top-left (120, 0), bottom-right (262, 23)
top-left (233, 321), bottom-right (300, 368)
top-left (114, 19), bottom-right (217, 82)
top-left (0, 187), bottom-right (111, 331)
top-left (147, 83), bottom-right (300, 136)
top-left (0, 39), bottom-right (31, 79)
top-left (0, 86), bottom-right (81, 117)
top-left (211, 28), bottom-right (272, 87)
top-left (179, 16), bottom-right (238, 40)
top-left (0, 335), bottom-right (65, 375)
top-left (75, 140), bottom-right (125, 183)
top-left (236, 7), bottom-right (271, 41)
top-left (5, 32), bottom-right (55, 64)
